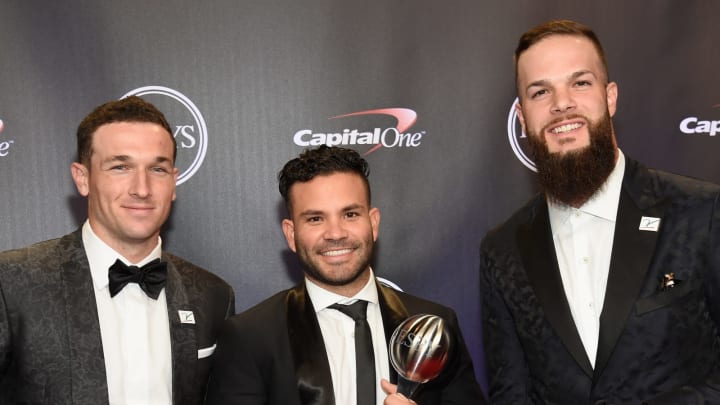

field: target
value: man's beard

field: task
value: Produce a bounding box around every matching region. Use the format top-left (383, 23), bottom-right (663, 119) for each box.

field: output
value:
top-left (527, 112), bottom-right (616, 207)
top-left (298, 238), bottom-right (374, 287)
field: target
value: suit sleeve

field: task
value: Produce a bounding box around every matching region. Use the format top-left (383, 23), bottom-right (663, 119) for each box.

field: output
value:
top-left (435, 309), bottom-right (488, 405)
top-left (707, 192), bottom-right (720, 358)
top-left (479, 243), bottom-right (530, 404)
top-left (0, 280), bottom-right (9, 379)
top-left (205, 317), bottom-right (268, 405)
top-left (225, 285), bottom-right (236, 319)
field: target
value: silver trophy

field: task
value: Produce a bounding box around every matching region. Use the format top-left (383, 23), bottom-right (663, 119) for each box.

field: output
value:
top-left (388, 314), bottom-right (451, 398)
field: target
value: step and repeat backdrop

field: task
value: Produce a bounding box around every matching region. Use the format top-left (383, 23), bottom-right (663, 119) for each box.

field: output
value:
top-left (2, 0), bottom-right (719, 389)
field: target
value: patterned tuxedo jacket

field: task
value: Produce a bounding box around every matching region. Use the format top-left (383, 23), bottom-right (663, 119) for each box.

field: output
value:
top-left (0, 230), bottom-right (235, 404)
top-left (480, 156), bottom-right (720, 404)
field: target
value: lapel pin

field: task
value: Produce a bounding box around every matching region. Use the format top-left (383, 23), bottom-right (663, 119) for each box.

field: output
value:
top-left (178, 310), bottom-right (196, 324)
top-left (639, 216), bottom-right (661, 232)
top-left (659, 272), bottom-right (681, 291)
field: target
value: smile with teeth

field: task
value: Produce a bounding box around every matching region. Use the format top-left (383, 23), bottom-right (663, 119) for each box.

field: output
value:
top-left (550, 122), bottom-right (583, 134)
top-left (321, 248), bottom-right (354, 257)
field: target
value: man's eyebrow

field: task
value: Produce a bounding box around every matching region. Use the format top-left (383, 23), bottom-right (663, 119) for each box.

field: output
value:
top-left (104, 155), bottom-right (131, 163)
top-left (525, 70), bottom-right (597, 91)
top-left (298, 209), bottom-right (324, 217)
top-left (525, 79), bottom-right (550, 91)
top-left (153, 156), bottom-right (173, 164)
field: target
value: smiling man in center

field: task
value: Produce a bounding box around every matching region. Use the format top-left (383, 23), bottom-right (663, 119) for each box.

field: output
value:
top-left (206, 145), bottom-right (484, 405)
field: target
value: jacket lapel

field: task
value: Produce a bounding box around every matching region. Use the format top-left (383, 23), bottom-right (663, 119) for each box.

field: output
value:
top-left (377, 283), bottom-right (410, 384)
top-left (60, 231), bottom-right (110, 402)
top-left (517, 198), bottom-right (594, 377)
top-left (593, 158), bottom-right (668, 381)
top-left (286, 285), bottom-right (335, 405)
top-left (163, 258), bottom-right (198, 403)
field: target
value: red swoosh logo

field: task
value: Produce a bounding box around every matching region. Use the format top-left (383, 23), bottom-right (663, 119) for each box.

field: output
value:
top-left (330, 108), bottom-right (418, 155)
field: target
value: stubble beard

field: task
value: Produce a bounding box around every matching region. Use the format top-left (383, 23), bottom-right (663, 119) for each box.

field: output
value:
top-left (298, 238), bottom-right (374, 287)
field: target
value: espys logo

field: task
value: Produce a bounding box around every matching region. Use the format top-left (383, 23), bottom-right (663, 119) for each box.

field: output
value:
top-left (507, 98), bottom-right (536, 172)
top-left (293, 108), bottom-right (424, 155)
top-left (121, 86), bottom-right (207, 185)
top-left (679, 104), bottom-right (720, 136)
top-left (0, 118), bottom-right (14, 158)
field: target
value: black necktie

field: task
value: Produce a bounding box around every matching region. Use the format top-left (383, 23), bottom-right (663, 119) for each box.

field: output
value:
top-left (329, 300), bottom-right (376, 405)
top-left (108, 258), bottom-right (167, 299)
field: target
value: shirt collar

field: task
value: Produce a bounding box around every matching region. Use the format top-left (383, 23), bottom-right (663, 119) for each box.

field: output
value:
top-left (82, 220), bottom-right (162, 292)
top-left (305, 268), bottom-right (379, 313)
top-left (548, 150), bottom-right (625, 230)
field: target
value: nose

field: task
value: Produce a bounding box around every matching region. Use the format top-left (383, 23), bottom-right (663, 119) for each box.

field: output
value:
top-left (323, 218), bottom-right (348, 240)
top-left (551, 88), bottom-right (576, 114)
top-left (129, 171), bottom-right (151, 198)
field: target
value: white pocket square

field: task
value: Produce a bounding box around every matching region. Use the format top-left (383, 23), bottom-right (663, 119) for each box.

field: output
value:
top-left (198, 344), bottom-right (216, 359)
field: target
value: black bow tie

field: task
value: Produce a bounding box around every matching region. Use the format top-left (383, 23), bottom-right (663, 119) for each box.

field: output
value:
top-left (108, 258), bottom-right (168, 300)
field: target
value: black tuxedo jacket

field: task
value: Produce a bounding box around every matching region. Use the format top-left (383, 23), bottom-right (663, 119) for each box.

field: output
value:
top-left (480, 157), bottom-right (720, 404)
top-left (205, 280), bottom-right (485, 404)
top-left (0, 230), bottom-right (235, 404)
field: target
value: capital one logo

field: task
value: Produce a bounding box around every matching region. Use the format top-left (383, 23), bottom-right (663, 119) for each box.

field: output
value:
top-left (0, 119), bottom-right (14, 158)
top-left (679, 104), bottom-right (720, 136)
top-left (293, 108), bottom-right (425, 155)
top-left (121, 86), bottom-right (207, 185)
top-left (507, 98), bottom-right (537, 172)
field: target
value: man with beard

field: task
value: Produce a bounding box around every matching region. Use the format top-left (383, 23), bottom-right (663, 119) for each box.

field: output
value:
top-left (206, 146), bottom-right (485, 405)
top-left (480, 19), bottom-right (720, 404)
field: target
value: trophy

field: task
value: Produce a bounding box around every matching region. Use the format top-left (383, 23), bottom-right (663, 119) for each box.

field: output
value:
top-left (388, 314), bottom-right (451, 398)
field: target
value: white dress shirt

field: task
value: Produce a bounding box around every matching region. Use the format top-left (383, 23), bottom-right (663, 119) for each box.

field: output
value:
top-left (548, 151), bottom-right (625, 368)
top-left (83, 221), bottom-right (172, 405)
top-left (305, 269), bottom-right (391, 405)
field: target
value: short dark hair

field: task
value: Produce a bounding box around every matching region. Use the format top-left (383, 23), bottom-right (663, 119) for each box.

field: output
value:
top-left (278, 145), bottom-right (371, 213)
top-left (76, 96), bottom-right (175, 166)
top-left (514, 19), bottom-right (609, 87)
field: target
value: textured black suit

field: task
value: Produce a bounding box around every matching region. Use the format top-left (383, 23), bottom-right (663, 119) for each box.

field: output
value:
top-left (480, 157), bottom-right (720, 404)
top-left (0, 230), bottom-right (235, 404)
top-left (205, 280), bottom-right (485, 404)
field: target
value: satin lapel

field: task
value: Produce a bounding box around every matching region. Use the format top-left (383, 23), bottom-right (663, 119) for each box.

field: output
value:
top-left (164, 259), bottom-right (198, 403)
top-left (377, 283), bottom-right (410, 384)
top-left (60, 231), bottom-right (110, 402)
top-left (286, 285), bottom-right (335, 405)
top-left (594, 163), bottom-right (669, 381)
top-left (517, 198), bottom-right (594, 377)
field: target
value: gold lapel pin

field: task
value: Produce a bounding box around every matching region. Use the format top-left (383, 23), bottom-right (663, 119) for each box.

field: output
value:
top-left (659, 272), bottom-right (679, 291)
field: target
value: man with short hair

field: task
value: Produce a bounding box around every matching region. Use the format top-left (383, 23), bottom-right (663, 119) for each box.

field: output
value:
top-left (206, 145), bottom-right (484, 405)
top-left (480, 19), bottom-right (720, 403)
top-left (0, 96), bottom-right (235, 404)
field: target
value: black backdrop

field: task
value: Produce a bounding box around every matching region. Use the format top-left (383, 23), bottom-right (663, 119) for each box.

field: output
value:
top-left (3, 0), bottom-right (720, 389)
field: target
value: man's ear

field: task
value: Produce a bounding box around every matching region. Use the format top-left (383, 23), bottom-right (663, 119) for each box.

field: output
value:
top-left (606, 81), bottom-right (618, 117)
top-left (282, 219), bottom-right (297, 252)
top-left (369, 207), bottom-right (380, 242)
top-left (515, 101), bottom-right (527, 133)
top-left (172, 167), bottom-right (179, 201)
top-left (70, 162), bottom-right (90, 197)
